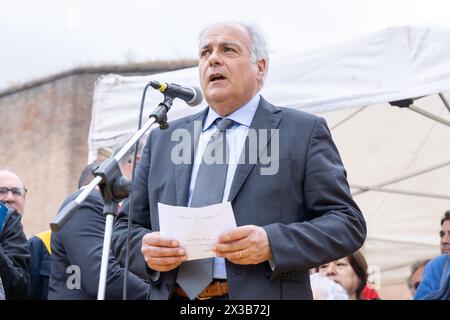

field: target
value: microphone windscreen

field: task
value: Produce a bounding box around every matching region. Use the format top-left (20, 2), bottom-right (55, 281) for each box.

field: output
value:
top-left (187, 87), bottom-right (203, 106)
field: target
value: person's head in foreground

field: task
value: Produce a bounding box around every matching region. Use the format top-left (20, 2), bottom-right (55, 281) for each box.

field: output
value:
top-left (317, 250), bottom-right (368, 300)
top-left (0, 169), bottom-right (27, 215)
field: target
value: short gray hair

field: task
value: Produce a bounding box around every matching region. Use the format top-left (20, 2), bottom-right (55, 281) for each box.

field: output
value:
top-left (78, 160), bottom-right (103, 189)
top-left (198, 21), bottom-right (270, 84)
top-left (112, 133), bottom-right (146, 166)
top-left (407, 259), bottom-right (430, 289)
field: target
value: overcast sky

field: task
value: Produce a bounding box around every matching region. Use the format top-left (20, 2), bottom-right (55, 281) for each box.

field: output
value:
top-left (1, 0), bottom-right (450, 91)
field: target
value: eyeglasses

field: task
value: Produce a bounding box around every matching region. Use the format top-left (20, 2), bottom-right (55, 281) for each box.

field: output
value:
top-left (0, 186), bottom-right (27, 197)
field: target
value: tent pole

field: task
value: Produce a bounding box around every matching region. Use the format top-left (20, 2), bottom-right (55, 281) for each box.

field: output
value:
top-left (408, 104), bottom-right (450, 127)
top-left (439, 93), bottom-right (450, 113)
top-left (352, 160), bottom-right (450, 196)
top-left (366, 236), bottom-right (439, 247)
top-left (330, 106), bottom-right (368, 130)
top-left (351, 184), bottom-right (450, 200)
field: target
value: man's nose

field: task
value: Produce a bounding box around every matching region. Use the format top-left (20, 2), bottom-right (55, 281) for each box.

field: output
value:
top-left (4, 190), bottom-right (15, 201)
top-left (443, 232), bottom-right (450, 243)
top-left (325, 264), bottom-right (337, 276)
top-left (208, 49), bottom-right (223, 66)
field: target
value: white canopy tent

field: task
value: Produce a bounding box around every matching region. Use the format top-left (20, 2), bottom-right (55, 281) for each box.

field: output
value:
top-left (88, 25), bottom-right (450, 285)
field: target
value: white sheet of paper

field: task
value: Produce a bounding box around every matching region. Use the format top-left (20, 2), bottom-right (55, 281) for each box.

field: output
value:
top-left (158, 202), bottom-right (237, 261)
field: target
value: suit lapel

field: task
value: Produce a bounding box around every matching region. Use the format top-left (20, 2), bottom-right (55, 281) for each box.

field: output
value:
top-left (175, 109), bottom-right (207, 206)
top-left (227, 97), bottom-right (281, 203)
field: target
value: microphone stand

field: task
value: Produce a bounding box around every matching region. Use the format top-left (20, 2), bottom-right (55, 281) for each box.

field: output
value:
top-left (50, 88), bottom-right (174, 300)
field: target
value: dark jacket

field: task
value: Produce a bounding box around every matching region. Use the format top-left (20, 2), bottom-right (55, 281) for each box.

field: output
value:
top-left (48, 190), bottom-right (150, 300)
top-left (112, 97), bottom-right (366, 300)
top-left (28, 230), bottom-right (52, 299)
top-left (0, 209), bottom-right (31, 299)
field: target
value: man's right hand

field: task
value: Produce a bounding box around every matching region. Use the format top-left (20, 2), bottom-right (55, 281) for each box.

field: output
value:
top-left (141, 232), bottom-right (187, 272)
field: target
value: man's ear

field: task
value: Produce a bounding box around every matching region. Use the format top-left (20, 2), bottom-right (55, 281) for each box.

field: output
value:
top-left (257, 59), bottom-right (267, 83)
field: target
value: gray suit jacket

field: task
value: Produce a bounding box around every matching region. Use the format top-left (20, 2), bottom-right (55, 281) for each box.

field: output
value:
top-left (112, 97), bottom-right (366, 300)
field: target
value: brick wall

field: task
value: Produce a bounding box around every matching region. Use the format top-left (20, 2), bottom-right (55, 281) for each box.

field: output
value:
top-left (0, 74), bottom-right (98, 236)
top-left (0, 61), bottom-right (196, 237)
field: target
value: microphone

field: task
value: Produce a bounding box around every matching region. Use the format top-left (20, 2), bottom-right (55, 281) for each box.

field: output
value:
top-left (149, 81), bottom-right (203, 106)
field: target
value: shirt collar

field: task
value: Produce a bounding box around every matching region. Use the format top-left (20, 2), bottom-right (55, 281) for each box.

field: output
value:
top-left (203, 94), bottom-right (260, 132)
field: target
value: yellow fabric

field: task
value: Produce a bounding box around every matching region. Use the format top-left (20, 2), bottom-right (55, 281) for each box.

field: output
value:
top-left (35, 230), bottom-right (52, 255)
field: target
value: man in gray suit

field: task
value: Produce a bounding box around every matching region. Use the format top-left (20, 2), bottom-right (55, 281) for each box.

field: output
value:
top-left (112, 21), bottom-right (366, 300)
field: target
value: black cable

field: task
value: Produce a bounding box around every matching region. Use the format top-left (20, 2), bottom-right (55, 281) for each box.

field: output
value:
top-left (123, 82), bottom-right (153, 300)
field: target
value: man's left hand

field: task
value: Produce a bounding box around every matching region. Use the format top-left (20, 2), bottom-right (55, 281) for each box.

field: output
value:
top-left (212, 225), bottom-right (273, 265)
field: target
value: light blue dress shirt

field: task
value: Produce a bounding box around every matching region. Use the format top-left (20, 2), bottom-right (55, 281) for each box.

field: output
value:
top-left (187, 94), bottom-right (260, 279)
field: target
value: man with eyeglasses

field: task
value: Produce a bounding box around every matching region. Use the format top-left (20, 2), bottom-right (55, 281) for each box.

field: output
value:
top-left (0, 169), bottom-right (31, 299)
top-left (0, 170), bottom-right (27, 215)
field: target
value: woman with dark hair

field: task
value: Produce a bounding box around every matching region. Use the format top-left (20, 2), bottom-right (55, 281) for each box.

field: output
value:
top-left (316, 251), bottom-right (371, 300)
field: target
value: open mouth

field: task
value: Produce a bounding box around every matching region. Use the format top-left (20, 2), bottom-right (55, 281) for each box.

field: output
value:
top-left (209, 73), bottom-right (226, 83)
